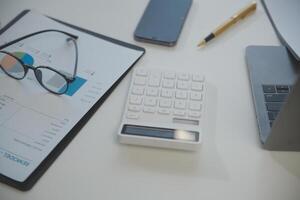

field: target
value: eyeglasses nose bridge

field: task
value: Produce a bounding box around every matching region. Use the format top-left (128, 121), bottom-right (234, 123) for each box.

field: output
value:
top-left (34, 68), bottom-right (43, 83)
top-left (21, 64), bottom-right (34, 75)
top-left (23, 64), bottom-right (34, 69)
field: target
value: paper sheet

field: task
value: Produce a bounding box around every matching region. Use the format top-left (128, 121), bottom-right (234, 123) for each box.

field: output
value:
top-left (0, 11), bottom-right (144, 182)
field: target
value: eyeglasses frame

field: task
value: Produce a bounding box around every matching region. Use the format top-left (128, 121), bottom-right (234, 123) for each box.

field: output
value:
top-left (0, 29), bottom-right (79, 95)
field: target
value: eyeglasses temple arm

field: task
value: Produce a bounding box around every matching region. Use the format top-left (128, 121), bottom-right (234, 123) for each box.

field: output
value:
top-left (0, 29), bottom-right (78, 50)
top-left (69, 38), bottom-right (78, 80)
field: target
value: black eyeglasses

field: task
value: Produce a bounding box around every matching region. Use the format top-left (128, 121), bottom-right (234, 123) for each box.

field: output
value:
top-left (0, 29), bottom-right (78, 95)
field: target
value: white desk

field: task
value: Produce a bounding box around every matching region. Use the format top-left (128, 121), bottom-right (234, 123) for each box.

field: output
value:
top-left (0, 0), bottom-right (300, 199)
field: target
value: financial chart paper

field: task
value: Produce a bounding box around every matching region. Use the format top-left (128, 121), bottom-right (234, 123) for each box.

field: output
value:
top-left (0, 11), bottom-right (144, 182)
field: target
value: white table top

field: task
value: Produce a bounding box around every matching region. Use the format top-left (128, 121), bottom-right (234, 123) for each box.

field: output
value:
top-left (1, 0), bottom-right (300, 199)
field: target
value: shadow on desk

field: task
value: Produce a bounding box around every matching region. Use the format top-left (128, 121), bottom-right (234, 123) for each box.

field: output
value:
top-left (116, 83), bottom-right (230, 181)
top-left (270, 152), bottom-right (300, 178)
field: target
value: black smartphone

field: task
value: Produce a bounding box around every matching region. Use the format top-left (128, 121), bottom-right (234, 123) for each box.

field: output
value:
top-left (134, 0), bottom-right (192, 46)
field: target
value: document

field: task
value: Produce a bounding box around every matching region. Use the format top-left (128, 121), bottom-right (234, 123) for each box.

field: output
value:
top-left (0, 11), bottom-right (144, 182)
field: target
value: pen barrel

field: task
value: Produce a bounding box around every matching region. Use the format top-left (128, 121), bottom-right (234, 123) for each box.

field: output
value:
top-left (198, 1), bottom-right (257, 47)
top-left (214, 18), bottom-right (237, 36)
top-left (213, 1), bottom-right (257, 37)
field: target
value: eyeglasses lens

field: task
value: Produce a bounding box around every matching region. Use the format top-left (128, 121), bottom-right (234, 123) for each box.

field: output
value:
top-left (0, 52), bottom-right (25, 79)
top-left (35, 67), bottom-right (68, 94)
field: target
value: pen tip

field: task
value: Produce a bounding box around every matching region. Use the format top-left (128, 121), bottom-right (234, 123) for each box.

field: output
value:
top-left (197, 40), bottom-right (206, 47)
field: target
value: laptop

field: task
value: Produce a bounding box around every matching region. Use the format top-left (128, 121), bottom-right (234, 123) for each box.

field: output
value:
top-left (246, 0), bottom-right (300, 151)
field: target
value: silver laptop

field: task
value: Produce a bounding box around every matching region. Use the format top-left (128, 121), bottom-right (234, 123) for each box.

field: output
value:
top-left (246, 0), bottom-right (300, 151)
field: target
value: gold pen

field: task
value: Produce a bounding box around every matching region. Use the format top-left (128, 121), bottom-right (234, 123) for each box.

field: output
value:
top-left (197, 1), bottom-right (257, 47)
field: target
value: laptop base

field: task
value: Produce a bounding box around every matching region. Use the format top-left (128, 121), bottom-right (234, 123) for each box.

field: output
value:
top-left (246, 45), bottom-right (300, 151)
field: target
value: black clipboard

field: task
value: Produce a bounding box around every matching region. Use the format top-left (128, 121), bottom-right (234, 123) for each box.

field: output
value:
top-left (0, 10), bottom-right (145, 191)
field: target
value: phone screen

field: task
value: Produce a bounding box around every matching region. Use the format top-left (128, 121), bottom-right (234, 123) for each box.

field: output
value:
top-left (134, 0), bottom-right (192, 46)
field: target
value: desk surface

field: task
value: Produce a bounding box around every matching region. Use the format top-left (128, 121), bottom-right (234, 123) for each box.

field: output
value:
top-left (1, 0), bottom-right (300, 199)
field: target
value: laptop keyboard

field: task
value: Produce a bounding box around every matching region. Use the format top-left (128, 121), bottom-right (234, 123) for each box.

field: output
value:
top-left (262, 84), bottom-right (292, 127)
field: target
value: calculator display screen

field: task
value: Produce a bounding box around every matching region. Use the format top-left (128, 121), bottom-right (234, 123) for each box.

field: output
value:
top-left (121, 124), bottom-right (199, 142)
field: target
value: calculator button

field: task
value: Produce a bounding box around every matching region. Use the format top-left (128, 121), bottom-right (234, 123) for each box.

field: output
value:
top-left (150, 71), bottom-right (161, 79)
top-left (175, 91), bottom-right (187, 99)
top-left (189, 101), bottom-right (202, 111)
top-left (159, 99), bottom-right (172, 108)
top-left (173, 109), bottom-right (186, 117)
top-left (164, 71), bottom-right (176, 79)
top-left (128, 105), bottom-right (141, 112)
top-left (190, 92), bottom-right (203, 101)
top-left (158, 108), bottom-right (170, 115)
top-left (132, 86), bottom-right (144, 95)
top-left (143, 106), bottom-right (156, 113)
top-left (134, 76), bottom-right (147, 85)
top-left (178, 73), bottom-right (189, 80)
top-left (189, 111), bottom-right (201, 118)
top-left (192, 74), bottom-right (205, 82)
top-left (161, 89), bottom-right (173, 98)
top-left (126, 112), bottom-right (139, 119)
top-left (146, 87), bottom-right (159, 96)
top-left (148, 78), bottom-right (160, 87)
top-left (129, 95), bottom-right (143, 105)
top-left (177, 81), bottom-right (189, 90)
top-left (162, 79), bottom-right (175, 88)
top-left (135, 68), bottom-right (148, 76)
top-left (144, 97), bottom-right (157, 107)
top-left (149, 72), bottom-right (161, 86)
top-left (191, 82), bottom-right (203, 91)
top-left (173, 118), bottom-right (199, 126)
top-left (174, 100), bottom-right (186, 109)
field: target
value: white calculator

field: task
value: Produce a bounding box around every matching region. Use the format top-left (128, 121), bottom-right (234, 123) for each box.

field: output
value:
top-left (118, 68), bottom-right (206, 151)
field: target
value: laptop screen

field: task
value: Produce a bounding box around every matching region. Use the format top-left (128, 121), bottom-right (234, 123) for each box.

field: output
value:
top-left (262, 0), bottom-right (300, 61)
